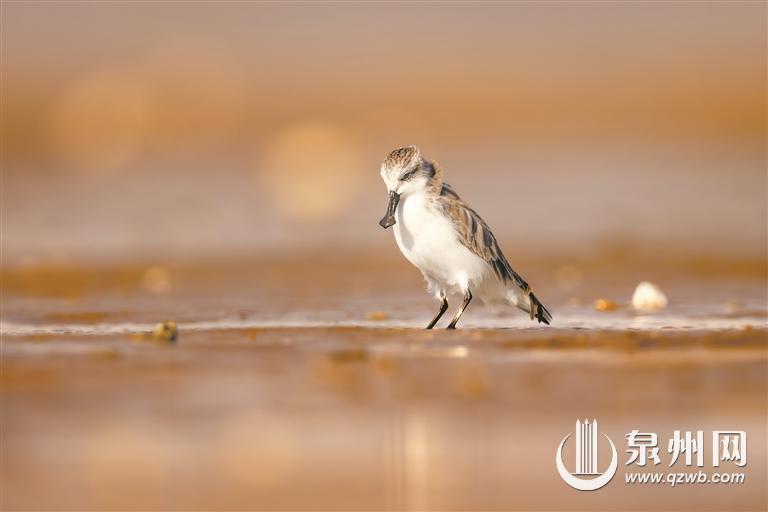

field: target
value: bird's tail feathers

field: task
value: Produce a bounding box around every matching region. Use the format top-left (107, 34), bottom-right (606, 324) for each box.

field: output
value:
top-left (527, 291), bottom-right (552, 325)
top-left (510, 287), bottom-right (552, 325)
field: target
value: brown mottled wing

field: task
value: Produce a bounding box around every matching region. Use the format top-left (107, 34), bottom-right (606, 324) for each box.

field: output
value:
top-left (440, 183), bottom-right (552, 324)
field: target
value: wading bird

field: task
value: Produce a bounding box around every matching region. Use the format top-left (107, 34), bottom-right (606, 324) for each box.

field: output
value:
top-left (378, 146), bottom-right (551, 329)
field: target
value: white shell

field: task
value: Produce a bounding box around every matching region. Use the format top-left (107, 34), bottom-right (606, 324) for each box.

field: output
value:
top-left (631, 281), bottom-right (668, 311)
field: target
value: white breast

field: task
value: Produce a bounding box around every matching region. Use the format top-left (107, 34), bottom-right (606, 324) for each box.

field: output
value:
top-left (392, 192), bottom-right (489, 296)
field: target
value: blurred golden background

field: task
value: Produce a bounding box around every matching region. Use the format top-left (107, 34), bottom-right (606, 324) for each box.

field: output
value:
top-left (3, 2), bottom-right (765, 267)
top-left (2, 4), bottom-right (767, 511)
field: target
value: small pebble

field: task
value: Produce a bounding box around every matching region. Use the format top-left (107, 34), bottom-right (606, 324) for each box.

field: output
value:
top-left (366, 311), bottom-right (390, 321)
top-left (632, 282), bottom-right (668, 311)
top-left (152, 320), bottom-right (178, 343)
top-left (595, 299), bottom-right (620, 312)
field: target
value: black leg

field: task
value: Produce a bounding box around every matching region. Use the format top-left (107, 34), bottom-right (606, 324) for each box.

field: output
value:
top-left (447, 289), bottom-right (472, 329)
top-left (425, 296), bottom-right (448, 329)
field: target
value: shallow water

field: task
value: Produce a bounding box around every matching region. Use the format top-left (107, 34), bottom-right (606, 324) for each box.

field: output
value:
top-left (2, 256), bottom-right (766, 510)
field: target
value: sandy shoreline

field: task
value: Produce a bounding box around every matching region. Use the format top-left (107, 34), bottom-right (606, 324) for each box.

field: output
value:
top-left (3, 324), bottom-right (767, 510)
top-left (2, 256), bottom-right (766, 510)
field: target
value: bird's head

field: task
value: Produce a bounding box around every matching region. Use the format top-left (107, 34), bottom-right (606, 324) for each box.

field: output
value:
top-left (378, 145), bottom-right (435, 228)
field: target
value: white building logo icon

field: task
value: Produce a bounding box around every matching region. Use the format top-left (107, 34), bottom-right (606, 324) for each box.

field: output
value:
top-left (556, 419), bottom-right (618, 491)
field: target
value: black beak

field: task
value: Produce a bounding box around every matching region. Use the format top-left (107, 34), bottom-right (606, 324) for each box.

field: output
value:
top-left (378, 191), bottom-right (400, 229)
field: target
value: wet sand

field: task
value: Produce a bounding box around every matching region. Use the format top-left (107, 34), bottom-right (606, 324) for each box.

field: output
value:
top-left (2, 255), bottom-right (766, 511)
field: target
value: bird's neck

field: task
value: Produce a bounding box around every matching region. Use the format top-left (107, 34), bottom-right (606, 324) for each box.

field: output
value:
top-left (426, 160), bottom-right (444, 195)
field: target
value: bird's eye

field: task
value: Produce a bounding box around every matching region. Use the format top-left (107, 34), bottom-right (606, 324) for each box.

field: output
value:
top-left (401, 170), bottom-right (417, 181)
